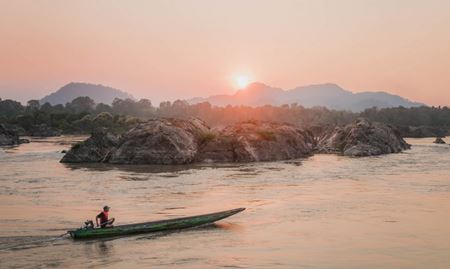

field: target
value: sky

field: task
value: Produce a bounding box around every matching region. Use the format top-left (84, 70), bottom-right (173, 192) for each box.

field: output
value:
top-left (0, 0), bottom-right (449, 105)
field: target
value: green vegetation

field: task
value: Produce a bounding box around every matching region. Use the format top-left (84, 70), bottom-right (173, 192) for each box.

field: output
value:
top-left (199, 131), bottom-right (217, 145)
top-left (256, 130), bottom-right (276, 141)
top-left (0, 97), bottom-right (143, 135)
top-left (71, 142), bottom-right (83, 150)
top-left (1, 96), bottom-right (449, 136)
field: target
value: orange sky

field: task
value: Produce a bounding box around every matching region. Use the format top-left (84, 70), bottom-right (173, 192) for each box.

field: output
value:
top-left (0, 0), bottom-right (449, 105)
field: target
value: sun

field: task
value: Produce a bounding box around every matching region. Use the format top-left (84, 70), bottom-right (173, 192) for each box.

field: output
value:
top-left (235, 75), bottom-right (250, 88)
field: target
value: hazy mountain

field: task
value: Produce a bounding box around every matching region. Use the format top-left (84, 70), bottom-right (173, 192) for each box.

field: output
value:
top-left (40, 82), bottom-right (134, 105)
top-left (190, 82), bottom-right (285, 107)
top-left (190, 82), bottom-right (424, 111)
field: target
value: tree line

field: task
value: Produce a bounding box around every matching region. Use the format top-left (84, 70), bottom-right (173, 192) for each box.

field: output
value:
top-left (1, 96), bottom-right (449, 135)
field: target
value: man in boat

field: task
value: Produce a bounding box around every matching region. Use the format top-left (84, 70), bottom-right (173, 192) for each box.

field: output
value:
top-left (96, 205), bottom-right (115, 228)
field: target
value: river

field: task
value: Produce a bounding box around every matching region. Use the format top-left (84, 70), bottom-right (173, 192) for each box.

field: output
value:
top-left (0, 136), bottom-right (449, 268)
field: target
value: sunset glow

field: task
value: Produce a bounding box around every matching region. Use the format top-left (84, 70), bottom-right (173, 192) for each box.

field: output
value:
top-left (0, 1), bottom-right (450, 105)
top-left (236, 75), bottom-right (250, 89)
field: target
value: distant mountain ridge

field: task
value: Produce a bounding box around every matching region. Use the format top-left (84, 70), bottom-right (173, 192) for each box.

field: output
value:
top-left (189, 82), bottom-right (424, 111)
top-left (40, 82), bottom-right (134, 105)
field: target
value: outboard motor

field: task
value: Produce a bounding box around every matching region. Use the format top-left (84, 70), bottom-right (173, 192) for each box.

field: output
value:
top-left (83, 220), bottom-right (95, 229)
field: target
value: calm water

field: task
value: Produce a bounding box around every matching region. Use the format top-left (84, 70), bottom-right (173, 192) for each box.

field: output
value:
top-left (0, 136), bottom-right (450, 268)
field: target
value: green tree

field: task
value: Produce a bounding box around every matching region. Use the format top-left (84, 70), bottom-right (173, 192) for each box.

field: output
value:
top-left (66, 96), bottom-right (96, 113)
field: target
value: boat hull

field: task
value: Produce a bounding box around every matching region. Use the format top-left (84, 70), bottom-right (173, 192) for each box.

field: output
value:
top-left (68, 207), bottom-right (245, 239)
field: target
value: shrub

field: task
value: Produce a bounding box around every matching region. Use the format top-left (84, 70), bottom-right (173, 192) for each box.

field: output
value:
top-left (71, 141), bottom-right (83, 150)
top-left (199, 131), bottom-right (216, 144)
top-left (256, 130), bottom-right (276, 141)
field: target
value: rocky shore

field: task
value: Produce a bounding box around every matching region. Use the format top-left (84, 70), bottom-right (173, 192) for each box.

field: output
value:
top-left (0, 124), bottom-right (29, 146)
top-left (61, 118), bottom-right (410, 164)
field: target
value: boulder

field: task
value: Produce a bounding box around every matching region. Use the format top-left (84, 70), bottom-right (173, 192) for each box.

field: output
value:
top-left (0, 124), bottom-right (23, 146)
top-left (433, 137), bottom-right (446, 144)
top-left (60, 129), bottom-right (120, 163)
top-left (1, 124), bottom-right (26, 136)
top-left (317, 118), bottom-right (410, 157)
top-left (108, 118), bottom-right (209, 164)
top-left (196, 121), bottom-right (315, 163)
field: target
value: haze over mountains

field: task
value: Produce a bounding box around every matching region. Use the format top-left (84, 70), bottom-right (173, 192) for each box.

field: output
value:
top-left (190, 82), bottom-right (424, 112)
top-left (37, 81), bottom-right (424, 112)
top-left (40, 82), bottom-right (134, 105)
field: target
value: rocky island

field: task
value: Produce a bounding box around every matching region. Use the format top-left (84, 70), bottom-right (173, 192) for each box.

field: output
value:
top-left (61, 118), bottom-right (410, 164)
top-left (61, 118), bottom-right (316, 164)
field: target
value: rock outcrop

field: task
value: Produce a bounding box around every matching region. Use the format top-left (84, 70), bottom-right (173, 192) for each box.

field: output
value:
top-left (61, 117), bottom-right (411, 164)
top-left (196, 121), bottom-right (315, 162)
top-left (61, 118), bottom-right (315, 164)
top-left (0, 124), bottom-right (29, 146)
top-left (108, 118), bottom-right (209, 164)
top-left (317, 119), bottom-right (410, 157)
top-left (60, 129), bottom-right (120, 163)
top-left (433, 137), bottom-right (446, 144)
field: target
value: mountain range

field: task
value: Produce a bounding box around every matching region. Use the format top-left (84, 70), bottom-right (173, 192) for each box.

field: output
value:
top-left (40, 82), bottom-right (134, 105)
top-left (39, 81), bottom-right (424, 111)
top-left (189, 82), bottom-right (424, 112)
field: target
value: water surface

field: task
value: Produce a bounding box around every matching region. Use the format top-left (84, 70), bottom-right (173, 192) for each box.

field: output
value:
top-left (1, 136), bottom-right (450, 268)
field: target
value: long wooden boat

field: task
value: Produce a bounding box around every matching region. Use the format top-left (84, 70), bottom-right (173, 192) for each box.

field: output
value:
top-left (68, 207), bottom-right (245, 239)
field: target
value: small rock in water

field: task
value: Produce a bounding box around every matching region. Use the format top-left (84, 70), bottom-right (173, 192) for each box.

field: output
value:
top-left (433, 137), bottom-right (446, 144)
